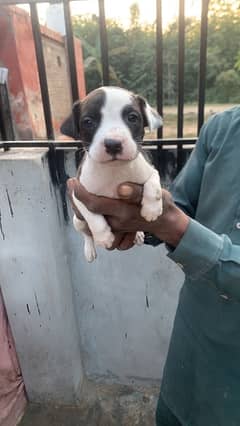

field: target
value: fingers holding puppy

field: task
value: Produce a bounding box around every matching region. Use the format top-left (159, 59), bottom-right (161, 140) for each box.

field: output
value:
top-left (67, 178), bottom-right (142, 216)
top-left (67, 178), bottom-right (189, 249)
top-left (67, 179), bottom-right (140, 250)
top-left (109, 232), bottom-right (136, 251)
top-left (117, 183), bottom-right (143, 204)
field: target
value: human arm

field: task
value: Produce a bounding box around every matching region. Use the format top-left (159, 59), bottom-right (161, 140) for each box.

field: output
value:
top-left (68, 172), bottom-right (240, 301)
top-left (166, 112), bottom-right (240, 301)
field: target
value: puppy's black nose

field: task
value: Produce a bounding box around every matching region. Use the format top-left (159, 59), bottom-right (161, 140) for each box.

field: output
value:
top-left (104, 138), bottom-right (122, 156)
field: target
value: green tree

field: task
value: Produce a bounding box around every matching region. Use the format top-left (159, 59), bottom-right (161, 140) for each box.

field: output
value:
top-left (206, 0), bottom-right (240, 102)
top-left (130, 2), bottom-right (140, 28)
top-left (73, 15), bottom-right (126, 91)
top-left (72, 0), bottom-right (240, 105)
top-left (215, 69), bottom-right (240, 102)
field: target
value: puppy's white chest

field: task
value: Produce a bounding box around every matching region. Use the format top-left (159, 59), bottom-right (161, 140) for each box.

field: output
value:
top-left (80, 153), bottom-right (154, 198)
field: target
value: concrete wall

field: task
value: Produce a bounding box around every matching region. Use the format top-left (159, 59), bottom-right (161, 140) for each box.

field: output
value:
top-left (0, 149), bottom-right (84, 404)
top-left (0, 149), bottom-right (184, 403)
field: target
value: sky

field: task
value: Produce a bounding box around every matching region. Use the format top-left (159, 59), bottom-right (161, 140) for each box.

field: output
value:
top-left (22, 0), bottom-right (202, 29)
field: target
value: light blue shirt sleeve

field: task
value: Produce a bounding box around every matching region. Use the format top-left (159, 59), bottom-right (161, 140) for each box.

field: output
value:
top-left (168, 112), bottom-right (240, 301)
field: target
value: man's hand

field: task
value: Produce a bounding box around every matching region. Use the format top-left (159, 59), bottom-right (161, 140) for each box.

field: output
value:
top-left (67, 178), bottom-right (190, 249)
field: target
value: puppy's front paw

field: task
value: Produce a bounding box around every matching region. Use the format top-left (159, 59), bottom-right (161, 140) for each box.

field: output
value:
top-left (141, 199), bottom-right (163, 222)
top-left (94, 227), bottom-right (115, 249)
top-left (134, 231), bottom-right (145, 246)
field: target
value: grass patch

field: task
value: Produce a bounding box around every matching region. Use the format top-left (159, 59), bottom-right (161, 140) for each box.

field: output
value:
top-left (145, 103), bottom-right (238, 139)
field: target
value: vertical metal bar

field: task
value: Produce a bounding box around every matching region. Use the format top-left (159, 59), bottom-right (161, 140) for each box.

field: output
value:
top-left (176, 0), bottom-right (185, 171)
top-left (63, 0), bottom-right (79, 103)
top-left (157, 144), bottom-right (163, 173)
top-left (197, 0), bottom-right (209, 134)
top-left (156, 0), bottom-right (163, 139)
top-left (177, 0), bottom-right (185, 138)
top-left (0, 68), bottom-right (15, 142)
top-left (30, 3), bottom-right (54, 139)
top-left (98, 0), bottom-right (109, 85)
top-left (177, 143), bottom-right (184, 173)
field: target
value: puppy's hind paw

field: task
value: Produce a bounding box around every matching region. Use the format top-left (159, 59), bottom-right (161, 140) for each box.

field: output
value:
top-left (134, 231), bottom-right (145, 246)
top-left (94, 228), bottom-right (115, 249)
top-left (84, 236), bottom-right (97, 263)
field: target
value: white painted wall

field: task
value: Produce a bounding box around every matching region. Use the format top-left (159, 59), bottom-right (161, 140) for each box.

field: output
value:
top-left (0, 149), bottom-right (184, 403)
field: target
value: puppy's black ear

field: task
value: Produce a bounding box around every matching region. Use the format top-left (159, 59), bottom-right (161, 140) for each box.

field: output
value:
top-left (60, 101), bottom-right (81, 140)
top-left (136, 95), bottom-right (163, 131)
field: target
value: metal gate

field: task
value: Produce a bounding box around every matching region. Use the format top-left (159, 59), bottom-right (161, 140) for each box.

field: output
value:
top-left (0, 0), bottom-right (210, 175)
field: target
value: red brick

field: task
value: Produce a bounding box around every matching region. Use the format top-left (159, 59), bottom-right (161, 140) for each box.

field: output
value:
top-left (0, 5), bottom-right (86, 139)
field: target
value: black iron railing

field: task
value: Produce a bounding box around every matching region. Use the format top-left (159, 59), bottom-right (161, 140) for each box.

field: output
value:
top-left (0, 138), bottom-right (196, 177)
top-left (0, 69), bottom-right (15, 141)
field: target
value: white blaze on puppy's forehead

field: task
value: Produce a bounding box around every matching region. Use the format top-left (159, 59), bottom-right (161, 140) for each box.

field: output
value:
top-left (100, 86), bottom-right (162, 131)
top-left (101, 87), bottom-right (133, 118)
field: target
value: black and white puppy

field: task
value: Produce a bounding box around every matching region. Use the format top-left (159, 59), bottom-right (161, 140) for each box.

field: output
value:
top-left (61, 86), bottom-right (163, 262)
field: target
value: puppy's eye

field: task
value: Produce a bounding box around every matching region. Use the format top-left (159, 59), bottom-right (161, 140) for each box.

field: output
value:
top-left (127, 112), bottom-right (139, 123)
top-left (82, 117), bottom-right (94, 128)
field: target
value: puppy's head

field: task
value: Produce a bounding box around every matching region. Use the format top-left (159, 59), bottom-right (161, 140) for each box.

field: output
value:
top-left (61, 86), bottom-right (162, 163)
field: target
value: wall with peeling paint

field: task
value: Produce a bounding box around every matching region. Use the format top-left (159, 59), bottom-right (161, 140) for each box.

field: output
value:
top-left (0, 149), bottom-right (184, 403)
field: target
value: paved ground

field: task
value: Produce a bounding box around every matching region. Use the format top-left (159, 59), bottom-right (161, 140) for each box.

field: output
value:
top-left (20, 381), bottom-right (159, 426)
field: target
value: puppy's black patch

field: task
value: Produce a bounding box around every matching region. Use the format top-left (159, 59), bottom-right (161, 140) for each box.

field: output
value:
top-left (80, 89), bottom-right (106, 144)
top-left (122, 98), bottom-right (145, 143)
top-left (60, 101), bottom-right (80, 139)
top-left (135, 95), bottom-right (149, 128)
top-left (60, 89), bottom-right (106, 143)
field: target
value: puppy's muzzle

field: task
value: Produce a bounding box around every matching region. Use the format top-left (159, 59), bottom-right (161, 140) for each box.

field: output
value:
top-left (104, 138), bottom-right (123, 156)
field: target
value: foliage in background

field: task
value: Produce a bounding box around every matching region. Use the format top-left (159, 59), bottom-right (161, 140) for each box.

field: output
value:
top-left (73, 0), bottom-right (240, 105)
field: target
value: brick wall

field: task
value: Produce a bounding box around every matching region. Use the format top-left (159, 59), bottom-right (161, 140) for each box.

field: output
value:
top-left (0, 6), bottom-right (86, 139)
top-left (0, 6), bottom-right (35, 139)
top-left (41, 27), bottom-right (73, 135)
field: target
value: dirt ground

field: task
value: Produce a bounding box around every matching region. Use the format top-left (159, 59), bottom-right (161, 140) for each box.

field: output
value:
top-left (20, 380), bottom-right (160, 426)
